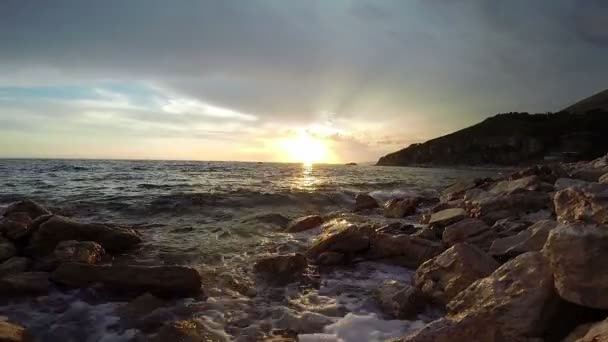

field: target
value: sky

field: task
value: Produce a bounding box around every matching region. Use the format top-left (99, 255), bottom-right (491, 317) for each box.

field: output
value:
top-left (0, 0), bottom-right (607, 163)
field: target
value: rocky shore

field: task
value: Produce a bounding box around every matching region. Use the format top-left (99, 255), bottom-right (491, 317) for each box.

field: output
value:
top-left (1, 154), bottom-right (608, 341)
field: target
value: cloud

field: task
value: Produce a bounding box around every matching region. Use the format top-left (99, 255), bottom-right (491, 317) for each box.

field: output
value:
top-left (0, 0), bottom-right (607, 160)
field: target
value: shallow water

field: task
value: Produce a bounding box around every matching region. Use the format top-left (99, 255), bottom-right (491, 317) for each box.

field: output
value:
top-left (0, 159), bottom-right (503, 341)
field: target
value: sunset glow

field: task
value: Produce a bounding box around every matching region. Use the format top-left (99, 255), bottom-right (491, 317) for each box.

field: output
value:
top-left (279, 132), bottom-right (331, 165)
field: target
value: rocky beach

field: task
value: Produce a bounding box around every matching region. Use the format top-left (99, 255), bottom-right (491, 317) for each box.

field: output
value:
top-left (0, 155), bottom-right (607, 341)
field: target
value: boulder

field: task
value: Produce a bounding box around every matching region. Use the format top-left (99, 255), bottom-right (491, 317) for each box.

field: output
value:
top-left (26, 215), bottom-right (142, 255)
top-left (364, 233), bottom-right (444, 267)
top-left (543, 223), bottom-right (608, 309)
top-left (0, 257), bottom-right (29, 277)
top-left (489, 175), bottom-right (551, 194)
top-left (398, 252), bottom-right (556, 341)
top-left (600, 173), bottom-right (608, 185)
top-left (151, 319), bottom-right (229, 342)
top-left (3, 199), bottom-right (51, 220)
top-left (554, 184), bottom-right (608, 225)
top-left (0, 238), bottom-right (16, 263)
top-left (0, 272), bottom-right (51, 294)
top-left (491, 218), bottom-right (530, 238)
top-left (284, 215), bottom-right (323, 233)
top-left (467, 191), bottom-right (551, 224)
top-left (384, 198), bottom-right (418, 218)
top-left (563, 318), bottom-right (608, 342)
top-left (555, 178), bottom-right (593, 191)
top-left (375, 280), bottom-right (426, 319)
top-left (51, 263), bottom-right (202, 296)
top-left (489, 220), bottom-right (558, 259)
top-left (242, 213), bottom-right (290, 229)
top-left (508, 164), bottom-right (567, 184)
top-left (441, 180), bottom-right (478, 202)
top-left (253, 253), bottom-right (307, 284)
top-left (0, 217), bottom-right (31, 241)
top-left (428, 208), bottom-right (467, 228)
top-left (415, 243), bottom-right (499, 305)
top-left (354, 193), bottom-right (379, 212)
top-left (53, 240), bottom-right (105, 264)
top-left (0, 320), bottom-right (30, 342)
top-left (315, 252), bottom-right (345, 266)
top-left (306, 224), bottom-right (373, 259)
top-left (442, 218), bottom-right (496, 251)
top-left (118, 292), bottom-right (168, 332)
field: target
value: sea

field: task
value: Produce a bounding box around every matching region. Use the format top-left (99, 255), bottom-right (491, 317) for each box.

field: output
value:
top-left (0, 159), bottom-right (504, 342)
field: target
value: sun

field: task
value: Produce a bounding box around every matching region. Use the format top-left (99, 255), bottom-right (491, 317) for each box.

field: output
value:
top-left (280, 133), bottom-right (329, 165)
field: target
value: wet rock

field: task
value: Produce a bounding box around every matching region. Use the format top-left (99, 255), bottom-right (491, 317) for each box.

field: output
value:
top-left (0, 257), bottom-right (29, 277)
top-left (151, 319), bottom-right (229, 342)
top-left (428, 208), bottom-right (466, 228)
top-left (0, 272), bottom-right (51, 294)
top-left (600, 173), bottom-right (608, 184)
top-left (53, 240), bottom-right (105, 264)
top-left (274, 309), bottom-right (334, 334)
top-left (411, 227), bottom-right (441, 241)
top-left (51, 263), bottom-right (202, 296)
top-left (492, 218), bottom-right (530, 237)
top-left (0, 217), bottom-right (31, 242)
top-left (119, 292), bottom-right (168, 332)
top-left (384, 198), bottom-right (418, 218)
top-left (306, 224), bottom-right (373, 259)
top-left (0, 320), bottom-right (30, 342)
top-left (555, 178), bottom-right (592, 191)
top-left (489, 219), bottom-right (558, 260)
top-left (354, 193), bottom-right (379, 212)
top-left (441, 180), bottom-right (477, 202)
top-left (217, 273), bottom-right (256, 297)
top-left (554, 184), bottom-right (608, 225)
top-left (489, 175), bottom-right (552, 194)
top-left (375, 280), bottom-right (426, 319)
top-left (543, 223), bottom-right (608, 309)
top-left (0, 238), bottom-right (16, 263)
top-left (563, 318), bottom-right (608, 342)
top-left (399, 252), bottom-right (556, 341)
top-left (364, 233), bottom-right (444, 267)
top-left (284, 215), bottom-right (323, 233)
top-left (315, 251), bottom-right (345, 266)
top-left (253, 253), bottom-right (307, 284)
top-left (26, 215), bottom-right (142, 256)
top-left (375, 222), bottom-right (417, 235)
top-left (3, 199), bottom-right (51, 221)
top-left (442, 218), bottom-right (496, 251)
top-left (415, 243), bottom-right (499, 305)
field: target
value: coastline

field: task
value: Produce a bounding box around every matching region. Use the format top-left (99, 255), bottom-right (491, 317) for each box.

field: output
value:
top-left (0, 155), bottom-right (607, 341)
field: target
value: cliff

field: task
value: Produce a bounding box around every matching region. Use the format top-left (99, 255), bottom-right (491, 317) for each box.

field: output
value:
top-left (377, 89), bottom-right (608, 166)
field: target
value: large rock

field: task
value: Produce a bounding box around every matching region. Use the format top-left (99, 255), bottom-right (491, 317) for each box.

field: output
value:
top-left (3, 199), bottom-right (51, 220)
top-left (396, 252), bottom-right (556, 342)
top-left (26, 215), bottom-right (142, 255)
top-left (375, 280), bottom-right (426, 319)
top-left (53, 240), bottom-right (105, 264)
top-left (0, 238), bottom-right (16, 263)
top-left (554, 184), bottom-right (608, 225)
top-left (442, 218), bottom-right (496, 251)
top-left (306, 224), bottom-right (373, 259)
top-left (364, 233), bottom-right (445, 267)
top-left (414, 243), bottom-right (499, 305)
top-left (543, 223), bottom-right (608, 309)
top-left (467, 190), bottom-right (551, 224)
top-left (354, 193), bottom-right (379, 212)
top-left (600, 173), bottom-right (608, 184)
top-left (51, 263), bottom-right (202, 295)
top-left (253, 253), bottom-right (307, 284)
top-left (428, 208), bottom-right (467, 228)
top-left (441, 180), bottom-right (478, 202)
top-left (489, 220), bottom-right (558, 259)
top-left (0, 217), bottom-right (31, 241)
top-left (508, 164), bottom-right (567, 184)
top-left (563, 318), bottom-right (608, 342)
top-left (555, 178), bottom-right (592, 191)
top-left (0, 272), bottom-right (51, 294)
top-left (489, 175), bottom-right (551, 194)
top-left (284, 215), bottom-right (323, 233)
top-left (0, 320), bottom-right (30, 342)
top-left (0, 257), bottom-right (29, 277)
top-left (384, 198), bottom-right (418, 218)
